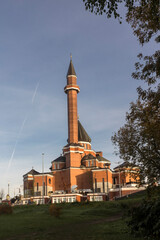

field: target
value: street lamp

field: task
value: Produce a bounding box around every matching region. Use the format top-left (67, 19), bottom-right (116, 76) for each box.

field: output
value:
top-left (114, 161), bottom-right (122, 198)
top-left (42, 153), bottom-right (44, 204)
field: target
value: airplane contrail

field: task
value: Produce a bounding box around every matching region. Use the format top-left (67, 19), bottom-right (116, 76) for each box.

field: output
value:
top-left (7, 82), bottom-right (40, 170)
top-left (32, 82), bottom-right (39, 104)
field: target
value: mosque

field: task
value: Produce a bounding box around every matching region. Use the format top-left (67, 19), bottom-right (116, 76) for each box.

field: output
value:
top-left (23, 58), bottom-right (144, 204)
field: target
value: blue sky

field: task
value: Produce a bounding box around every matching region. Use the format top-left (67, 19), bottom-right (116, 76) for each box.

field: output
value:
top-left (0, 0), bottom-right (156, 197)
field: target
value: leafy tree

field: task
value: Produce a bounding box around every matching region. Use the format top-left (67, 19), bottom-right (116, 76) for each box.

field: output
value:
top-left (83, 0), bottom-right (159, 44)
top-left (0, 189), bottom-right (4, 200)
top-left (111, 86), bottom-right (160, 184)
top-left (128, 196), bottom-right (160, 239)
top-left (83, 0), bottom-right (160, 184)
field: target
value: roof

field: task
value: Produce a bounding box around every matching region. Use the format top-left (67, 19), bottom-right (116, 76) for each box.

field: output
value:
top-left (67, 59), bottom-right (76, 77)
top-left (81, 154), bottom-right (96, 161)
top-left (23, 169), bottom-right (40, 177)
top-left (25, 169), bottom-right (40, 175)
top-left (96, 155), bottom-right (111, 164)
top-left (51, 156), bottom-right (66, 163)
top-left (114, 162), bottom-right (136, 170)
top-left (78, 120), bottom-right (91, 143)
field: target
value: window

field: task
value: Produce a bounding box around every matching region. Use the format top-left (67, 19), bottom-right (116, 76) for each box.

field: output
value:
top-left (49, 178), bottom-right (51, 184)
top-left (102, 178), bottom-right (105, 192)
top-left (72, 197), bottom-right (76, 202)
top-left (95, 196), bottom-right (103, 201)
top-left (43, 182), bottom-right (45, 196)
top-left (88, 161), bottom-right (90, 167)
top-left (54, 163), bottom-right (57, 169)
top-left (57, 163), bottom-right (60, 169)
top-left (37, 183), bottom-right (39, 191)
top-left (95, 178), bottom-right (97, 192)
top-left (92, 160), bottom-right (94, 166)
top-left (69, 198), bottom-right (72, 202)
top-left (113, 177), bottom-right (117, 185)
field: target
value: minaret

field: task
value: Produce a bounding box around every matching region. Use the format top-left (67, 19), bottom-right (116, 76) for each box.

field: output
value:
top-left (64, 56), bottom-right (80, 144)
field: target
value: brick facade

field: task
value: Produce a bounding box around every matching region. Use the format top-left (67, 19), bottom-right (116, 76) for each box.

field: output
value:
top-left (23, 58), bottom-right (142, 201)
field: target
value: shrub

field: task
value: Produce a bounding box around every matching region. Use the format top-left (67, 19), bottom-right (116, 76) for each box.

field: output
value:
top-left (128, 197), bottom-right (160, 240)
top-left (0, 204), bottom-right (13, 215)
top-left (49, 204), bottom-right (62, 218)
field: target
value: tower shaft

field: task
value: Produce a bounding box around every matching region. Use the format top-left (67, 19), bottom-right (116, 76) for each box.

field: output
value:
top-left (64, 60), bottom-right (80, 144)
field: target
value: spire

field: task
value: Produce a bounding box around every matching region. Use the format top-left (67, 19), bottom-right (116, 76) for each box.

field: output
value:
top-left (67, 55), bottom-right (76, 77)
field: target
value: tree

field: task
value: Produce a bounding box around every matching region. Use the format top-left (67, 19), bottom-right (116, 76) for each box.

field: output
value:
top-left (112, 49), bottom-right (160, 184)
top-left (111, 87), bottom-right (160, 184)
top-left (83, 0), bottom-right (159, 43)
top-left (83, 0), bottom-right (160, 184)
top-left (0, 189), bottom-right (5, 200)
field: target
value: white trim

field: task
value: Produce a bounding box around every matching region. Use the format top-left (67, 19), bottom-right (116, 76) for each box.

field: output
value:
top-left (34, 174), bottom-right (53, 177)
top-left (51, 193), bottom-right (82, 197)
top-left (97, 160), bottom-right (110, 163)
top-left (91, 169), bottom-right (106, 172)
top-left (24, 177), bottom-right (33, 180)
top-left (64, 150), bottom-right (84, 154)
top-left (64, 86), bottom-right (80, 92)
top-left (92, 168), bottom-right (112, 172)
top-left (84, 149), bottom-right (94, 152)
top-left (63, 145), bottom-right (84, 150)
top-left (109, 187), bottom-right (145, 192)
top-left (113, 170), bottom-right (138, 174)
top-left (67, 75), bottom-right (77, 78)
top-left (87, 193), bottom-right (106, 196)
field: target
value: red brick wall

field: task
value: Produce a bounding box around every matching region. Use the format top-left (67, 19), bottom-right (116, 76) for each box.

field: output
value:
top-left (67, 76), bottom-right (77, 85)
top-left (92, 169), bottom-right (113, 184)
top-left (67, 89), bottom-right (78, 143)
top-left (53, 169), bottom-right (70, 192)
top-left (71, 168), bottom-right (93, 190)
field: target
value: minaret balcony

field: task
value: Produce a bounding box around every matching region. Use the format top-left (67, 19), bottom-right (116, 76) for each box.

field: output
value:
top-left (64, 85), bottom-right (80, 93)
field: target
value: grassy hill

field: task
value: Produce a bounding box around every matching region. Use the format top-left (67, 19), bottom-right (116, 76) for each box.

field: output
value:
top-left (0, 193), bottom-right (146, 240)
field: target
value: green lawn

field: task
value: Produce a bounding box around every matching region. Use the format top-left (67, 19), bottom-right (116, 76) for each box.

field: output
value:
top-left (0, 196), bottom-right (145, 240)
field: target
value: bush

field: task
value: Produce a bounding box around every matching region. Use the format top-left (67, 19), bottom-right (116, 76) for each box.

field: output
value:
top-left (128, 197), bottom-right (160, 240)
top-left (49, 204), bottom-right (62, 218)
top-left (0, 204), bottom-right (13, 215)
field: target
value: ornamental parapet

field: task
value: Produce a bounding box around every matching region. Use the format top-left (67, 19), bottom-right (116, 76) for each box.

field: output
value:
top-left (64, 84), bottom-right (80, 93)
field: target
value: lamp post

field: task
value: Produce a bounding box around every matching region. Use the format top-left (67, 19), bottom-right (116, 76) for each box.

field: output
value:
top-left (118, 170), bottom-right (121, 198)
top-left (114, 161), bottom-right (122, 198)
top-left (106, 166), bottom-right (109, 200)
top-left (8, 183), bottom-right (10, 196)
top-left (42, 153), bottom-right (44, 204)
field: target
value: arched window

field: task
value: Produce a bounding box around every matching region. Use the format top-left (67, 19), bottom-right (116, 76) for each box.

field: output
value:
top-left (49, 179), bottom-right (51, 184)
